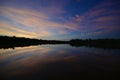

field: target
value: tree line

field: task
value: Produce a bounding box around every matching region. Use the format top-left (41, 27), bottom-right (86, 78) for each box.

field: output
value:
top-left (0, 36), bottom-right (120, 49)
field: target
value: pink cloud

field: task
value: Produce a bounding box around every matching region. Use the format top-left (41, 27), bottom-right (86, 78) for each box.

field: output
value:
top-left (0, 6), bottom-right (79, 38)
top-left (58, 30), bottom-right (67, 35)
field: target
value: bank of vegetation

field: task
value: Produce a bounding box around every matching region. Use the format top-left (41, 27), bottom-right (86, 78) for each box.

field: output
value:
top-left (0, 36), bottom-right (120, 49)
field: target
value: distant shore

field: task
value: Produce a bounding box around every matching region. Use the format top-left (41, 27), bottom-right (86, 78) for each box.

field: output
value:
top-left (0, 36), bottom-right (120, 49)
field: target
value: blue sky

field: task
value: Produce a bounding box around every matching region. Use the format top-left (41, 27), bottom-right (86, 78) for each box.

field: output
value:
top-left (0, 0), bottom-right (120, 40)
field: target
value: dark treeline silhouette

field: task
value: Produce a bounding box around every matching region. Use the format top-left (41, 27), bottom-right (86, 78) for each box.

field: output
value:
top-left (0, 36), bottom-right (69, 49)
top-left (0, 36), bottom-right (120, 49)
top-left (70, 39), bottom-right (120, 49)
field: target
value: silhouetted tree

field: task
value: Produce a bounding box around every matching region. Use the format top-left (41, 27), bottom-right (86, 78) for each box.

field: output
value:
top-left (0, 36), bottom-right (120, 49)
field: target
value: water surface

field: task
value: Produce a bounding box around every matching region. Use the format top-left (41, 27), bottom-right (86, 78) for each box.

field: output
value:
top-left (0, 45), bottom-right (120, 80)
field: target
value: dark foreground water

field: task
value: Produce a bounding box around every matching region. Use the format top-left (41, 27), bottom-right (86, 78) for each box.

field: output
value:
top-left (0, 44), bottom-right (120, 80)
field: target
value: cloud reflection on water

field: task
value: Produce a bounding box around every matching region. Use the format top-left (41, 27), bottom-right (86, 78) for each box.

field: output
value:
top-left (0, 45), bottom-right (120, 79)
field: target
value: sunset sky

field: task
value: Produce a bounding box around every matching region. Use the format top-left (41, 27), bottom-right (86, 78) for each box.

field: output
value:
top-left (0, 0), bottom-right (120, 40)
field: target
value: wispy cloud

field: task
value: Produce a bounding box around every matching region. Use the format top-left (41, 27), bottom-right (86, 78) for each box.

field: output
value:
top-left (0, 0), bottom-right (119, 39)
top-left (71, 1), bottom-right (120, 37)
top-left (0, 20), bottom-right (53, 38)
top-left (0, 6), bottom-right (79, 38)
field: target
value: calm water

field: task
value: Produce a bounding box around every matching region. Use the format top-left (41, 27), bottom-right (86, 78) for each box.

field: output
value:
top-left (0, 44), bottom-right (120, 80)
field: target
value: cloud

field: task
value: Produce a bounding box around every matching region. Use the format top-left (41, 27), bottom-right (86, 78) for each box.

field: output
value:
top-left (0, 21), bottom-right (52, 38)
top-left (92, 15), bottom-right (119, 22)
top-left (58, 30), bottom-right (67, 34)
top-left (0, 6), bottom-right (79, 38)
top-left (75, 1), bottom-right (120, 37)
top-left (0, 0), bottom-right (119, 39)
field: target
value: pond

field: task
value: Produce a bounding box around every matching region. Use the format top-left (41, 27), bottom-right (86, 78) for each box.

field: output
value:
top-left (0, 44), bottom-right (120, 80)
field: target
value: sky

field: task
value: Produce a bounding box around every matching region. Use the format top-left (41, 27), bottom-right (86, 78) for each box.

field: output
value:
top-left (0, 0), bottom-right (120, 40)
